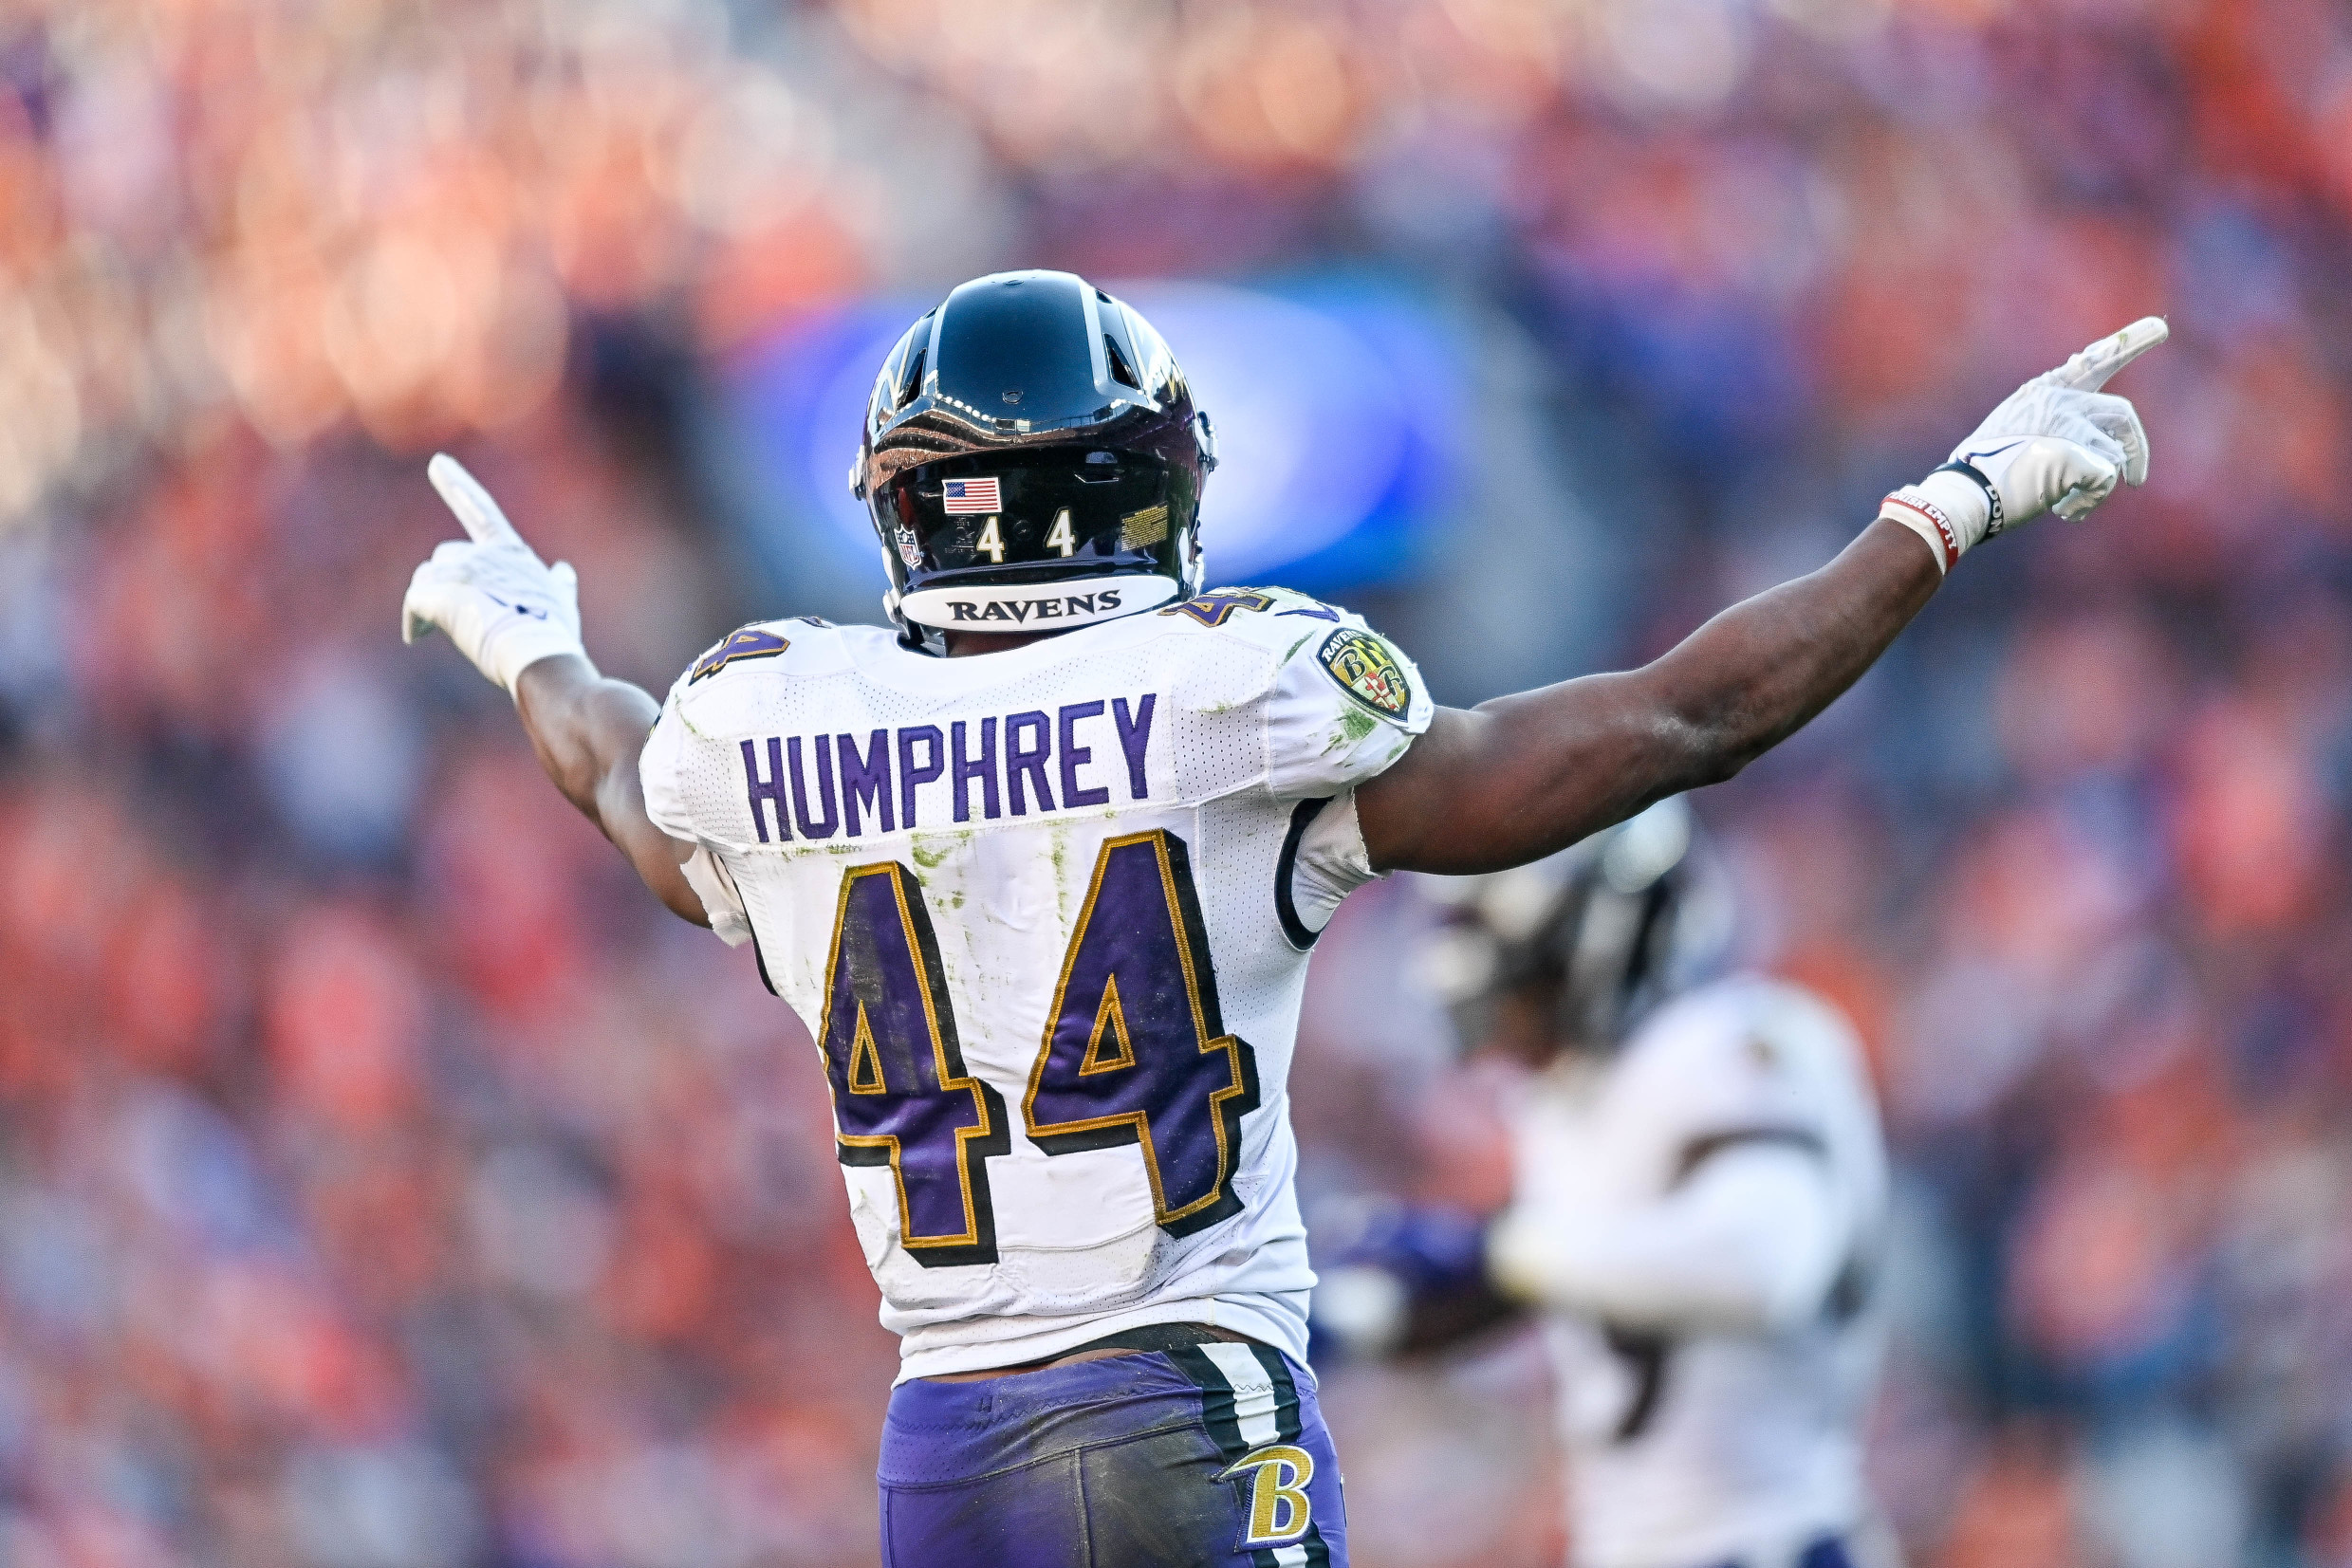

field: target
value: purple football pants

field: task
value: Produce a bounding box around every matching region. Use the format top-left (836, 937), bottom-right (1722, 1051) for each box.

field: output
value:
top-left (877, 1342), bottom-right (1345, 1567)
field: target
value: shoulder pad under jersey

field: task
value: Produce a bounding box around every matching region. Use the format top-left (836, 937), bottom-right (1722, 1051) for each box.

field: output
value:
top-left (671, 618), bottom-right (877, 697)
top-left (1156, 586), bottom-right (1433, 798)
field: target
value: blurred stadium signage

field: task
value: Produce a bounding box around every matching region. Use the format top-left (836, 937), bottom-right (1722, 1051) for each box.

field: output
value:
top-left (725, 279), bottom-right (1462, 595)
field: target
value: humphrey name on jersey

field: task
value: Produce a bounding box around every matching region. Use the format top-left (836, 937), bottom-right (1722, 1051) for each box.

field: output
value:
top-left (738, 692), bottom-right (1158, 841)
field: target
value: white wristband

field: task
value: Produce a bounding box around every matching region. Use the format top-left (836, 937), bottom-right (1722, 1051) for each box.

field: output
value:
top-left (1877, 469), bottom-right (1991, 574)
top-left (491, 621), bottom-right (588, 697)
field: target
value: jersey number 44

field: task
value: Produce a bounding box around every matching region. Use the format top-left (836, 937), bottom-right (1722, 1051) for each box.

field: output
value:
top-left (818, 828), bottom-right (1261, 1267)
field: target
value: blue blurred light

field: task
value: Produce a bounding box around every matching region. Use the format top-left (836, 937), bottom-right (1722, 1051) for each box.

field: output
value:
top-left (724, 277), bottom-right (1462, 596)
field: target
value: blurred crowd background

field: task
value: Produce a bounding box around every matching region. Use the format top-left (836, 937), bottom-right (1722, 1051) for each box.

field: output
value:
top-left (1, 0), bottom-right (2349, 1564)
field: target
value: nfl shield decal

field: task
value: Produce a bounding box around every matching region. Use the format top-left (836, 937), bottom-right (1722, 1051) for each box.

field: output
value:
top-left (1316, 627), bottom-right (1412, 717)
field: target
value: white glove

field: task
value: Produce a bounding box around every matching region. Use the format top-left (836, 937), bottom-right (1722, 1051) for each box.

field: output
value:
top-left (400, 454), bottom-right (585, 696)
top-left (1880, 316), bottom-right (2167, 572)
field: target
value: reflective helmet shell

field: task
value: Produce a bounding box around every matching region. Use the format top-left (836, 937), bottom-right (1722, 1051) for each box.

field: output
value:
top-left (851, 270), bottom-right (1218, 636)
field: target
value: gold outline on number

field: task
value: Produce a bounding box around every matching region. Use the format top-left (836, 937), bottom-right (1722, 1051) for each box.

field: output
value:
top-left (820, 861), bottom-right (998, 1255)
top-left (1076, 974), bottom-right (1137, 1075)
top-left (1021, 830), bottom-right (1251, 1228)
top-left (1158, 588), bottom-right (1273, 627)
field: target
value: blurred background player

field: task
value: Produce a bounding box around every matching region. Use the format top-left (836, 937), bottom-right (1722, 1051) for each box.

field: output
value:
top-left (1317, 797), bottom-right (1895, 1568)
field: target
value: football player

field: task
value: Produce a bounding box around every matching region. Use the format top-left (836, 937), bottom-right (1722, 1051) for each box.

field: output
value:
top-left (400, 269), bottom-right (2159, 1566)
top-left (1318, 797), bottom-right (1896, 1568)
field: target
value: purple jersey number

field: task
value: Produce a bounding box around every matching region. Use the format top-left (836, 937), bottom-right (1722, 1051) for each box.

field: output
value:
top-left (1023, 830), bottom-right (1260, 1237)
top-left (819, 862), bottom-right (1009, 1267)
top-left (816, 831), bottom-right (1260, 1266)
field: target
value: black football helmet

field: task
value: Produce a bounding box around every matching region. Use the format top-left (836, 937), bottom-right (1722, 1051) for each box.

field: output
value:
top-left (1419, 797), bottom-right (1734, 1060)
top-left (850, 270), bottom-right (1218, 640)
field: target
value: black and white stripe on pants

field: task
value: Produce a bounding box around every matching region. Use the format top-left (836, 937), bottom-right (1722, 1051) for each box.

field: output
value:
top-left (1168, 1341), bottom-right (1334, 1568)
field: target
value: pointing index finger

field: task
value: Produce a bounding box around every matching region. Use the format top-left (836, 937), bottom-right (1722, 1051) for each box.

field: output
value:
top-left (428, 453), bottom-right (528, 550)
top-left (2054, 316), bottom-right (2169, 392)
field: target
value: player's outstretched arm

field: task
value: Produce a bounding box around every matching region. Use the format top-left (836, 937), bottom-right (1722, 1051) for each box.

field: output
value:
top-left (512, 655), bottom-right (705, 926)
top-left (1362, 520), bottom-right (1935, 875)
top-left (1359, 318), bottom-right (2166, 876)
top-left (401, 456), bottom-right (705, 926)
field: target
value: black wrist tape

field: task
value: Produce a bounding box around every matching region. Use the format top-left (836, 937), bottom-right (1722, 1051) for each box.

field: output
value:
top-left (1931, 460), bottom-right (2004, 538)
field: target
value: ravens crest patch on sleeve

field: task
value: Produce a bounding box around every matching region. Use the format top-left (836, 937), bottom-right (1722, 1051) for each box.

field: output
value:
top-left (690, 626), bottom-right (790, 683)
top-left (1316, 627), bottom-right (1413, 717)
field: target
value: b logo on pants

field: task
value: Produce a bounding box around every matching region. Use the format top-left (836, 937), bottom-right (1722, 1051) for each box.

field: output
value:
top-left (1220, 1443), bottom-right (1315, 1546)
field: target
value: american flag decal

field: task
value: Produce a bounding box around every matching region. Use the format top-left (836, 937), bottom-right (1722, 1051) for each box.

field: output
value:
top-left (943, 477), bottom-right (1002, 514)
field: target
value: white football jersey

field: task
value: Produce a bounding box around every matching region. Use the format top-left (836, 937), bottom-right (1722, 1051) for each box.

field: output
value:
top-left (1509, 977), bottom-right (1890, 1568)
top-left (639, 587), bottom-right (1432, 1380)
